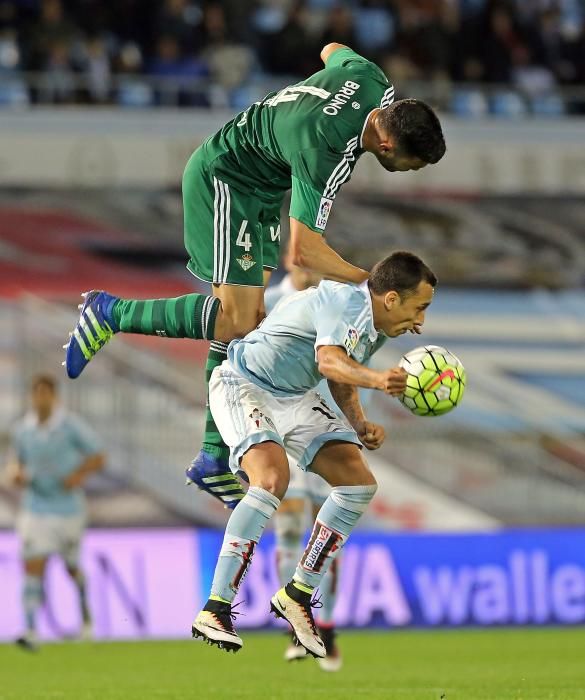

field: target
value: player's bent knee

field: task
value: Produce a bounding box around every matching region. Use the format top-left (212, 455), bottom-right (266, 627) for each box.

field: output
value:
top-left (257, 472), bottom-right (289, 500)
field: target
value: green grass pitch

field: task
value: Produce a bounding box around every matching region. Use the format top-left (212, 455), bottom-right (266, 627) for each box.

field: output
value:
top-left (1, 628), bottom-right (584, 700)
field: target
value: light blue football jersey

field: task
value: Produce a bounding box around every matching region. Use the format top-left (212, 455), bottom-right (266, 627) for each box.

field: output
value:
top-left (230, 279), bottom-right (387, 397)
top-left (12, 409), bottom-right (102, 516)
top-left (263, 275), bottom-right (373, 410)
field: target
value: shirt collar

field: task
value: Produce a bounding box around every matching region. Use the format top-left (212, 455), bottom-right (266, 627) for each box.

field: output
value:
top-left (360, 108), bottom-right (377, 149)
top-left (358, 280), bottom-right (379, 341)
top-left (23, 407), bottom-right (66, 431)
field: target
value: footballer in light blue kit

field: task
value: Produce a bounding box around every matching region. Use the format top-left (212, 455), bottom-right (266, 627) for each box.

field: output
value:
top-left (9, 375), bottom-right (105, 650)
top-left (264, 263), bottom-right (379, 669)
top-left (193, 251), bottom-right (436, 659)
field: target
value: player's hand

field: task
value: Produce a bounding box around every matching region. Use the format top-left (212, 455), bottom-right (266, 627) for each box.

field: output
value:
top-left (356, 421), bottom-right (385, 450)
top-left (378, 367), bottom-right (407, 396)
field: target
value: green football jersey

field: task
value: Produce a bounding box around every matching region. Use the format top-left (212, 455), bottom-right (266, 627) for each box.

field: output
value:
top-left (200, 47), bottom-right (393, 233)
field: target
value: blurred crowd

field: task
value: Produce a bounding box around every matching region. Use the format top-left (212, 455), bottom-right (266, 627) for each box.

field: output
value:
top-left (0, 0), bottom-right (584, 109)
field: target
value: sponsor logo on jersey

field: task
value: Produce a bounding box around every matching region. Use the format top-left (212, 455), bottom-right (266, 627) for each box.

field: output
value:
top-left (344, 326), bottom-right (359, 353)
top-left (323, 80), bottom-right (361, 115)
top-left (316, 197), bottom-right (333, 230)
top-left (237, 253), bottom-right (256, 271)
top-left (352, 101), bottom-right (360, 109)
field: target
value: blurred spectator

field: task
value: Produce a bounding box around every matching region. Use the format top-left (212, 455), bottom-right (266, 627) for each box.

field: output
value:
top-left (79, 35), bottom-right (112, 103)
top-left (156, 0), bottom-right (204, 54)
top-left (38, 39), bottom-right (76, 103)
top-left (147, 34), bottom-right (208, 105)
top-left (354, 1), bottom-right (395, 57)
top-left (2, 0), bottom-right (583, 109)
top-left (0, 27), bottom-right (21, 74)
top-left (200, 2), bottom-right (255, 106)
top-left (480, 4), bottom-right (526, 83)
top-left (394, 0), bottom-right (457, 80)
top-left (320, 5), bottom-right (357, 50)
top-left (25, 0), bottom-right (81, 71)
top-left (259, 2), bottom-right (321, 76)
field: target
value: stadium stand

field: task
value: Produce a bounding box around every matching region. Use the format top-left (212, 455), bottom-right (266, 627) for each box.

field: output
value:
top-left (0, 0), bottom-right (584, 113)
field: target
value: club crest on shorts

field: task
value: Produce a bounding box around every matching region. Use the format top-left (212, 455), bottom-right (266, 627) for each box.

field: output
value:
top-left (249, 407), bottom-right (276, 430)
top-left (344, 326), bottom-right (359, 353)
top-left (315, 197), bottom-right (333, 230)
top-left (237, 253), bottom-right (256, 271)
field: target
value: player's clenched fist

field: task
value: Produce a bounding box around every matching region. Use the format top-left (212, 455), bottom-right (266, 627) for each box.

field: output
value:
top-left (377, 367), bottom-right (407, 396)
top-left (356, 421), bottom-right (385, 450)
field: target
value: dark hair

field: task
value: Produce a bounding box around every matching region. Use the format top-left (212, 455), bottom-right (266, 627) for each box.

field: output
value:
top-left (378, 99), bottom-right (446, 164)
top-left (31, 374), bottom-right (58, 393)
top-left (368, 251), bottom-right (437, 298)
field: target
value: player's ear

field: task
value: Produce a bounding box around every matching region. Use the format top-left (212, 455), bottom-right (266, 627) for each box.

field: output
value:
top-left (384, 291), bottom-right (398, 309)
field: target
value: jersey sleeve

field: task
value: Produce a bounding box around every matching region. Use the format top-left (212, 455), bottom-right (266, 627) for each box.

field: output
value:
top-left (313, 284), bottom-right (366, 361)
top-left (324, 47), bottom-right (389, 84)
top-left (289, 148), bottom-right (352, 233)
top-left (67, 416), bottom-right (102, 456)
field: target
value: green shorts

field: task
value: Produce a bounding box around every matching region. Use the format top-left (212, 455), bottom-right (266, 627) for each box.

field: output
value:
top-left (183, 147), bottom-right (283, 288)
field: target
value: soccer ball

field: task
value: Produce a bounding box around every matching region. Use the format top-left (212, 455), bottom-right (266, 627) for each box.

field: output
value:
top-left (398, 345), bottom-right (466, 417)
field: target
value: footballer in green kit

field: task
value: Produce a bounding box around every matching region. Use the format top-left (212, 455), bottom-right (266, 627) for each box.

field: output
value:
top-left (64, 43), bottom-right (446, 506)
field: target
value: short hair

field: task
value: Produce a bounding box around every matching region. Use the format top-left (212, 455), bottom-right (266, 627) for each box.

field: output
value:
top-left (31, 374), bottom-right (58, 393)
top-left (378, 99), bottom-right (446, 164)
top-left (368, 251), bottom-right (437, 298)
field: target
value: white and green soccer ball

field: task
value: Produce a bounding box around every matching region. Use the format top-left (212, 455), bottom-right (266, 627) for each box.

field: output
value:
top-left (398, 345), bottom-right (466, 417)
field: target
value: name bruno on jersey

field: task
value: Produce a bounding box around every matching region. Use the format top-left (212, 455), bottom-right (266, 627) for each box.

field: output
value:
top-left (238, 79), bottom-right (362, 126)
top-left (322, 80), bottom-right (361, 115)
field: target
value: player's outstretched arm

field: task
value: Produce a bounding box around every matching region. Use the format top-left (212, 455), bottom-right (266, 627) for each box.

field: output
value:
top-left (290, 218), bottom-right (368, 284)
top-left (328, 379), bottom-right (385, 450)
top-left (317, 345), bottom-right (407, 395)
top-left (320, 42), bottom-right (348, 65)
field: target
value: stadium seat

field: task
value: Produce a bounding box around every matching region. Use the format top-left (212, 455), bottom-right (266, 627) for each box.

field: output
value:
top-left (450, 89), bottom-right (488, 118)
top-left (0, 79), bottom-right (29, 107)
top-left (116, 81), bottom-right (154, 108)
top-left (355, 9), bottom-right (395, 51)
top-left (489, 91), bottom-right (528, 118)
top-left (530, 94), bottom-right (566, 117)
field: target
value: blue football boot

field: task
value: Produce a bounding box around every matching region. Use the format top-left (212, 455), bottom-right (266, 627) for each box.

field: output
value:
top-left (63, 290), bottom-right (119, 379)
top-left (185, 450), bottom-right (245, 509)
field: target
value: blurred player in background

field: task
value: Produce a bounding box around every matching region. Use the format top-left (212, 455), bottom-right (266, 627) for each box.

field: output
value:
top-left (64, 43), bottom-right (445, 510)
top-left (7, 375), bottom-right (105, 651)
top-left (192, 252), bottom-right (435, 657)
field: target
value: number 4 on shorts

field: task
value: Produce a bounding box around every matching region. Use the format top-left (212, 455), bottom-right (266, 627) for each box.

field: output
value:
top-left (236, 221), bottom-right (252, 252)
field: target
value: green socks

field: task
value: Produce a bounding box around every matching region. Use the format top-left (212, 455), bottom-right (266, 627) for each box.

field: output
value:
top-left (112, 293), bottom-right (219, 340)
top-left (202, 341), bottom-right (230, 460)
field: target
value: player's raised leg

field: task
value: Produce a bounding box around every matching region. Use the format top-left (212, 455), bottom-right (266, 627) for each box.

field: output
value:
top-left (271, 442), bottom-right (376, 658)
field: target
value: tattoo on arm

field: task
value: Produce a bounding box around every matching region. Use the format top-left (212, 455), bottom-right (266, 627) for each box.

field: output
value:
top-left (328, 380), bottom-right (365, 428)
